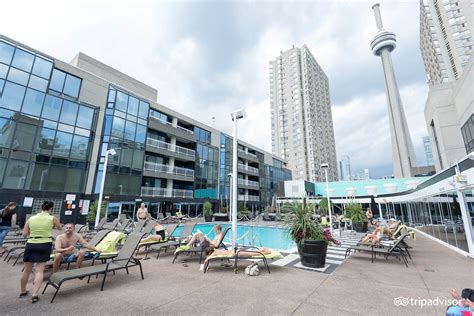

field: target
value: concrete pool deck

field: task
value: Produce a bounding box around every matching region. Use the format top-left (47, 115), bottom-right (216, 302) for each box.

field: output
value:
top-left (0, 230), bottom-right (472, 315)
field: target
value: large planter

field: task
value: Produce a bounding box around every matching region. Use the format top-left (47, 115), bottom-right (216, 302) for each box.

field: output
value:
top-left (204, 215), bottom-right (213, 222)
top-left (298, 240), bottom-right (328, 268)
top-left (353, 221), bottom-right (368, 233)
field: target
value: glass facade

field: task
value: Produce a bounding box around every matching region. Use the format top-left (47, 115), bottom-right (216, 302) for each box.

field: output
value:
top-left (194, 142), bottom-right (218, 199)
top-left (94, 86), bottom-right (149, 195)
top-left (0, 39), bottom-right (96, 192)
top-left (461, 114), bottom-right (473, 154)
top-left (219, 133), bottom-right (232, 202)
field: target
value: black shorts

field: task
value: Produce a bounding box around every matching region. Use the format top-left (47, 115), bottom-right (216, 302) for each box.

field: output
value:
top-left (23, 242), bottom-right (53, 263)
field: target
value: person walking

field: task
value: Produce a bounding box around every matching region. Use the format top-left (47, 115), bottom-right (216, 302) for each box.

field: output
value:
top-left (0, 202), bottom-right (18, 255)
top-left (20, 201), bottom-right (61, 303)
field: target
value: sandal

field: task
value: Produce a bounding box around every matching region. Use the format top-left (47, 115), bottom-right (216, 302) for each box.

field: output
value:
top-left (32, 296), bottom-right (39, 304)
top-left (19, 291), bottom-right (29, 298)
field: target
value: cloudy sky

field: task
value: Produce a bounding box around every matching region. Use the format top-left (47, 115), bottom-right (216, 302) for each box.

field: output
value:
top-left (0, 0), bottom-right (430, 178)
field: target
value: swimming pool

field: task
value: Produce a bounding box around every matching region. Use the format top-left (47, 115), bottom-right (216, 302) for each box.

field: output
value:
top-left (172, 223), bottom-right (295, 251)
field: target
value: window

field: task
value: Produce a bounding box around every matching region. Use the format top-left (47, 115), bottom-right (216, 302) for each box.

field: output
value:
top-left (49, 69), bottom-right (66, 92)
top-left (0, 41), bottom-right (15, 64)
top-left (128, 96), bottom-right (139, 117)
top-left (111, 116), bottom-right (125, 138)
top-left (7, 67), bottom-right (29, 85)
top-left (59, 100), bottom-right (78, 125)
top-left (42, 95), bottom-right (62, 121)
top-left (116, 91), bottom-right (128, 112)
top-left (76, 105), bottom-right (94, 130)
top-left (70, 134), bottom-right (89, 161)
top-left (49, 69), bottom-right (81, 98)
top-left (0, 81), bottom-right (26, 111)
top-left (63, 74), bottom-right (81, 98)
top-left (32, 57), bottom-right (53, 79)
top-left (53, 131), bottom-right (73, 157)
top-left (11, 48), bottom-right (34, 72)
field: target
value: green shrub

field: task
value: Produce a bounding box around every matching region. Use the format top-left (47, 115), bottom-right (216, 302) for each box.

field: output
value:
top-left (203, 200), bottom-right (213, 216)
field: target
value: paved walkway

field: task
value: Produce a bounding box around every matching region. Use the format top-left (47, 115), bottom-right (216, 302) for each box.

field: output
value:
top-left (0, 234), bottom-right (472, 315)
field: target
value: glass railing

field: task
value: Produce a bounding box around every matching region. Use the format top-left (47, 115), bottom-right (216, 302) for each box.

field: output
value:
top-left (237, 163), bottom-right (259, 173)
top-left (146, 138), bottom-right (195, 158)
top-left (238, 149), bottom-right (257, 158)
top-left (237, 179), bottom-right (260, 187)
top-left (141, 187), bottom-right (194, 198)
top-left (238, 194), bottom-right (260, 202)
top-left (149, 114), bottom-right (194, 134)
top-left (144, 161), bottom-right (194, 178)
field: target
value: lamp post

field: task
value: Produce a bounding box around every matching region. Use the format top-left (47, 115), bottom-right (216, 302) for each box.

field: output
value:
top-left (227, 173), bottom-right (233, 223)
top-left (321, 163), bottom-right (333, 234)
top-left (230, 109), bottom-right (246, 249)
top-left (95, 148), bottom-right (117, 228)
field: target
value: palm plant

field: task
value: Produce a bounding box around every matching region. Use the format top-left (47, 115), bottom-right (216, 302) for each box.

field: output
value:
top-left (284, 202), bottom-right (325, 246)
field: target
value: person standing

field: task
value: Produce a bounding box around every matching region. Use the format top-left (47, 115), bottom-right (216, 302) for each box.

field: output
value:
top-left (20, 201), bottom-right (61, 303)
top-left (0, 202), bottom-right (17, 254)
top-left (136, 203), bottom-right (149, 221)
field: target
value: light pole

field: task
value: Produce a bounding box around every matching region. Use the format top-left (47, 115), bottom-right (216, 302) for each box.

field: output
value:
top-left (321, 163), bottom-right (333, 234)
top-left (95, 148), bottom-right (117, 228)
top-left (227, 173), bottom-right (233, 222)
top-left (230, 109), bottom-right (246, 249)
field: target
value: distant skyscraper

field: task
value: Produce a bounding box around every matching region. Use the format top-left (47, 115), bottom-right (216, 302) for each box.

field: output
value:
top-left (419, 0), bottom-right (473, 85)
top-left (422, 136), bottom-right (435, 165)
top-left (339, 155), bottom-right (352, 181)
top-left (270, 45), bottom-right (338, 182)
top-left (370, 3), bottom-right (417, 178)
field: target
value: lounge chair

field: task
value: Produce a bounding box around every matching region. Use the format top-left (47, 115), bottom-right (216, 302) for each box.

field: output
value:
top-left (172, 226), bottom-right (231, 264)
top-left (116, 219), bottom-right (131, 233)
top-left (203, 247), bottom-right (284, 274)
top-left (129, 220), bottom-right (147, 234)
top-left (150, 223), bottom-right (196, 259)
top-left (137, 223), bottom-right (178, 259)
top-left (102, 218), bottom-right (120, 230)
top-left (345, 232), bottom-right (411, 267)
top-left (43, 233), bottom-right (145, 303)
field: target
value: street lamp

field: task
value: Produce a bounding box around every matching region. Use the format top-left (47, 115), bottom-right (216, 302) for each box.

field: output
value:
top-left (321, 163), bottom-right (333, 234)
top-left (95, 148), bottom-right (117, 228)
top-left (227, 173), bottom-right (233, 223)
top-left (230, 109), bottom-right (246, 249)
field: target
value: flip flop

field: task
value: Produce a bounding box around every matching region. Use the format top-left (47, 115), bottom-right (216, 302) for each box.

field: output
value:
top-left (32, 296), bottom-right (39, 304)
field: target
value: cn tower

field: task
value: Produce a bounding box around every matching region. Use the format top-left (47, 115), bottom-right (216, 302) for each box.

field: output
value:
top-left (370, 3), bottom-right (416, 178)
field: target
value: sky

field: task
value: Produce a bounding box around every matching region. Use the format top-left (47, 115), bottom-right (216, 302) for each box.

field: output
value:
top-left (0, 0), bottom-right (430, 179)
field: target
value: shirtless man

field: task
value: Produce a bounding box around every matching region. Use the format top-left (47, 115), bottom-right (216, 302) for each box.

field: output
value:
top-left (136, 203), bottom-right (148, 221)
top-left (52, 223), bottom-right (99, 273)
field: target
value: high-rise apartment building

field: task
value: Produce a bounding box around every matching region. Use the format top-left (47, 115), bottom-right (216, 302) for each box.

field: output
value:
top-left (0, 35), bottom-right (291, 223)
top-left (420, 0), bottom-right (473, 85)
top-left (420, 0), bottom-right (473, 171)
top-left (269, 45), bottom-right (338, 182)
top-left (339, 155), bottom-right (352, 181)
top-left (422, 136), bottom-right (435, 165)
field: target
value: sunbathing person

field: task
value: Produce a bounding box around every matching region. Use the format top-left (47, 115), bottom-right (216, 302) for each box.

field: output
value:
top-left (140, 223), bottom-right (167, 243)
top-left (53, 223), bottom-right (99, 273)
top-left (361, 226), bottom-right (392, 245)
top-left (447, 288), bottom-right (474, 314)
top-left (185, 224), bottom-right (223, 249)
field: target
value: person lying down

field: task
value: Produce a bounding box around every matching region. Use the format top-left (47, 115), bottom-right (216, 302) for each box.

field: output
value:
top-left (201, 248), bottom-right (273, 271)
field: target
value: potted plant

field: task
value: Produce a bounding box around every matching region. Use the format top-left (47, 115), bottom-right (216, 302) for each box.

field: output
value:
top-left (203, 200), bottom-right (213, 222)
top-left (284, 200), bottom-right (337, 268)
top-left (345, 202), bottom-right (368, 233)
top-left (86, 200), bottom-right (108, 229)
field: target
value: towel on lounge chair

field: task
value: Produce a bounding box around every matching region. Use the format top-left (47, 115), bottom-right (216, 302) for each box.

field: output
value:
top-left (95, 231), bottom-right (126, 253)
top-left (208, 250), bottom-right (284, 260)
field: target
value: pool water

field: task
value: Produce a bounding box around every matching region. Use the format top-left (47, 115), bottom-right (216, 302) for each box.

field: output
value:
top-left (171, 223), bottom-right (295, 251)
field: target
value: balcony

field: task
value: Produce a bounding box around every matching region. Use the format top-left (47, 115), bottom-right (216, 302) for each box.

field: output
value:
top-left (143, 161), bottom-right (194, 181)
top-left (237, 163), bottom-right (259, 175)
top-left (237, 149), bottom-right (259, 162)
top-left (146, 138), bottom-right (195, 162)
top-left (237, 179), bottom-right (260, 189)
top-left (141, 187), bottom-right (194, 198)
top-left (238, 195), bottom-right (260, 202)
top-left (148, 115), bottom-right (195, 142)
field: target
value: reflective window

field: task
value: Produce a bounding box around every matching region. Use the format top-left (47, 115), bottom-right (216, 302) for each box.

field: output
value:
top-left (57, 123), bottom-right (74, 133)
top-left (128, 96), bottom-right (139, 117)
top-left (53, 131), bottom-right (72, 157)
top-left (26, 163), bottom-right (49, 190)
top-left (14, 122), bottom-right (37, 151)
top-left (70, 134), bottom-right (89, 161)
top-left (0, 81), bottom-right (26, 111)
top-left (132, 149), bottom-right (144, 170)
top-left (59, 100), bottom-right (78, 125)
top-left (0, 79), bottom-right (4, 94)
top-left (138, 100), bottom-right (149, 119)
top-left (28, 75), bottom-right (48, 92)
top-left (111, 116), bottom-right (125, 138)
top-left (49, 69), bottom-right (66, 92)
top-left (124, 120), bottom-right (136, 141)
top-left (0, 63), bottom-right (8, 79)
top-left (63, 74), bottom-right (81, 98)
top-left (120, 148), bottom-right (133, 168)
top-left (116, 91), bottom-right (128, 112)
top-left (0, 118), bottom-right (13, 147)
top-left (74, 127), bottom-right (90, 137)
top-left (103, 115), bottom-right (112, 136)
top-left (108, 89), bottom-right (116, 102)
top-left (7, 67), bottom-right (29, 85)
top-left (64, 168), bottom-right (82, 191)
top-left (135, 124), bottom-right (146, 143)
top-left (0, 41), bottom-right (15, 64)
top-left (32, 57), bottom-right (52, 79)
top-left (36, 127), bottom-right (55, 153)
top-left (2, 159), bottom-right (29, 189)
top-left (42, 95), bottom-right (62, 121)
top-left (45, 165), bottom-right (66, 191)
top-left (76, 105), bottom-right (94, 130)
top-left (11, 48), bottom-right (34, 72)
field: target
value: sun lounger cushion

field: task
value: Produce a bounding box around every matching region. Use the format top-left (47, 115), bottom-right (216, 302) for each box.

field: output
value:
top-left (208, 250), bottom-right (284, 260)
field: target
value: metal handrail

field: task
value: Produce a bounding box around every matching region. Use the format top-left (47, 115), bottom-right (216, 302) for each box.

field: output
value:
top-left (146, 138), bottom-right (195, 158)
top-left (237, 179), bottom-right (259, 187)
top-left (141, 186), bottom-right (194, 198)
top-left (237, 163), bottom-right (259, 173)
top-left (149, 115), bottom-right (194, 134)
top-left (144, 161), bottom-right (194, 178)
